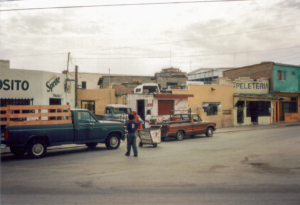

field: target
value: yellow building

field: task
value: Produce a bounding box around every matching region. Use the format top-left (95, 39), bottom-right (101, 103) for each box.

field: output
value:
top-left (78, 89), bottom-right (125, 115)
top-left (172, 84), bottom-right (234, 128)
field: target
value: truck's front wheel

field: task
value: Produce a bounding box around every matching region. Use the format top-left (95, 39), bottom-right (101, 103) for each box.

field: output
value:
top-left (27, 140), bottom-right (47, 159)
top-left (105, 133), bottom-right (121, 149)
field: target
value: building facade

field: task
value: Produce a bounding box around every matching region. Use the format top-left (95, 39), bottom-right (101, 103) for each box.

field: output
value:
top-left (1, 60), bottom-right (75, 108)
top-left (126, 93), bottom-right (193, 122)
top-left (223, 62), bottom-right (300, 123)
top-left (216, 77), bottom-right (280, 126)
top-left (171, 84), bottom-right (234, 128)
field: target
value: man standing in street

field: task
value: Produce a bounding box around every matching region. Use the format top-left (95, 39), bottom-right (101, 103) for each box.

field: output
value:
top-left (125, 114), bottom-right (138, 157)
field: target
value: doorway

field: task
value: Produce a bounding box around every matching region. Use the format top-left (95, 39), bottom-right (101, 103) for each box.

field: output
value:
top-left (49, 98), bottom-right (62, 120)
top-left (49, 98), bottom-right (61, 105)
top-left (137, 100), bottom-right (145, 122)
top-left (279, 101), bottom-right (285, 121)
top-left (248, 101), bottom-right (258, 123)
top-left (236, 101), bottom-right (244, 124)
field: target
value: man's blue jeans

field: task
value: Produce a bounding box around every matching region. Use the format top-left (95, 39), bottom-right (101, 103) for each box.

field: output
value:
top-left (126, 133), bottom-right (138, 156)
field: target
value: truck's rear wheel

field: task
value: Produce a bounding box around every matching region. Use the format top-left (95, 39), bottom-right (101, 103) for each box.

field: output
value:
top-left (175, 131), bottom-right (184, 141)
top-left (105, 133), bottom-right (121, 149)
top-left (10, 147), bottom-right (26, 156)
top-left (206, 127), bottom-right (213, 137)
top-left (27, 140), bottom-right (47, 159)
top-left (86, 143), bottom-right (98, 149)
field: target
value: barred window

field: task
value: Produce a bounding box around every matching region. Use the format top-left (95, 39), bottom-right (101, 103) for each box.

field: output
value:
top-left (203, 102), bottom-right (220, 116)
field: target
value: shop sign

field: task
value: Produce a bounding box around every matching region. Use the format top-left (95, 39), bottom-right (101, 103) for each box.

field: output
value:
top-left (53, 94), bottom-right (62, 98)
top-left (46, 76), bottom-right (60, 92)
top-left (285, 113), bottom-right (299, 123)
top-left (0, 79), bottom-right (29, 91)
top-left (234, 82), bottom-right (269, 94)
top-left (146, 100), bottom-right (153, 107)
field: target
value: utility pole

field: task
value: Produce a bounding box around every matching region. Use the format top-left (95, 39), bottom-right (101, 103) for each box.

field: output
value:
top-left (170, 48), bottom-right (172, 67)
top-left (109, 69), bottom-right (111, 104)
top-left (75, 65), bottom-right (78, 108)
top-left (67, 52), bottom-right (70, 73)
top-left (65, 52), bottom-right (70, 104)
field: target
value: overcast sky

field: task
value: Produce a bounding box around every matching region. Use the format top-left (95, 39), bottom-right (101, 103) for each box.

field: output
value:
top-left (1, 0), bottom-right (300, 76)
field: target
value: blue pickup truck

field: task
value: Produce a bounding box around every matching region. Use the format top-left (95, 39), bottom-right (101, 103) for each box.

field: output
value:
top-left (1, 109), bottom-right (125, 159)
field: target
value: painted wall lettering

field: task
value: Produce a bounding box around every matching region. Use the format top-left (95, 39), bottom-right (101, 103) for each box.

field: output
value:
top-left (46, 76), bottom-right (60, 92)
top-left (235, 83), bottom-right (268, 90)
top-left (0, 79), bottom-right (29, 91)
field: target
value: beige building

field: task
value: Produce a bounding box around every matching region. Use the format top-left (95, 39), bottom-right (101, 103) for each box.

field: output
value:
top-left (172, 84), bottom-right (234, 128)
top-left (77, 89), bottom-right (120, 115)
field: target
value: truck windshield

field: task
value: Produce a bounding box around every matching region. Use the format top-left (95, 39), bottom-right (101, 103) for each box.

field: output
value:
top-left (105, 107), bottom-right (131, 114)
top-left (113, 108), bottom-right (131, 114)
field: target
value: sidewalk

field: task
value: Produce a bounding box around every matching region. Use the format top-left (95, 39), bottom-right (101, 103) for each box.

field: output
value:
top-left (2, 122), bottom-right (300, 155)
top-left (215, 121), bottom-right (300, 133)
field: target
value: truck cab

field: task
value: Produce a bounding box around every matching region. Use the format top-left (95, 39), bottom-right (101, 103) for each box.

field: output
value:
top-left (95, 104), bottom-right (132, 123)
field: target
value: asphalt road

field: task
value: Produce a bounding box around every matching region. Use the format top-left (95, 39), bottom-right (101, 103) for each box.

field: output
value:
top-left (1, 126), bottom-right (300, 205)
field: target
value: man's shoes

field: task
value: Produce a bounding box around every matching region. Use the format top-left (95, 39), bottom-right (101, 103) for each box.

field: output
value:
top-left (125, 153), bottom-right (130, 156)
top-left (134, 155), bottom-right (138, 157)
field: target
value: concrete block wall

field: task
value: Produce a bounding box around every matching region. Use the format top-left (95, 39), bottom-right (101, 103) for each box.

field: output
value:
top-left (157, 76), bottom-right (187, 89)
top-left (112, 84), bottom-right (137, 95)
top-left (0, 60), bottom-right (10, 69)
top-left (101, 76), bottom-right (155, 88)
top-left (223, 62), bottom-right (274, 92)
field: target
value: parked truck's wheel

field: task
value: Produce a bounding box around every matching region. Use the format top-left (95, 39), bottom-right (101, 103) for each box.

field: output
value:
top-left (139, 142), bottom-right (143, 147)
top-left (86, 143), bottom-right (98, 149)
top-left (175, 131), bottom-right (184, 141)
top-left (105, 133), bottom-right (121, 149)
top-left (27, 140), bottom-right (47, 159)
top-left (10, 147), bottom-right (26, 156)
top-left (206, 127), bottom-right (214, 137)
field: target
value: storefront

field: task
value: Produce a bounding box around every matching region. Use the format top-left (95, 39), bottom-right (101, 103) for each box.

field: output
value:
top-left (273, 92), bottom-right (299, 123)
top-left (0, 60), bottom-right (75, 108)
top-left (126, 93), bottom-right (193, 122)
top-left (217, 77), bottom-right (282, 125)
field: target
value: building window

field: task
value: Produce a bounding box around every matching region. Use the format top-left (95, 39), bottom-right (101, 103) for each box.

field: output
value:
top-left (81, 101), bottom-right (95, 114)
top-left (203, 102), bottom-right (220, 116)
top-left (158, 100), bottom-right (174, 115)
top-left (292, 71), bottom-right (295, 76)
top-left (277, 71), bottom-right (286, 80)
top-left (82, 81), bottom-right (86, 89)
top-left (284, 97), bottom-right (298, 114)
top-left (246, 101), bottom-right (270, 117)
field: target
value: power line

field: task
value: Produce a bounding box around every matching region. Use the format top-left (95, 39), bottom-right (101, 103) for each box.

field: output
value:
top-left (5, 23), bottom-right (300, 58)
top-left (0, 0), bottom-right (262, 12)
top-left (280, 55), bottom-right (300, 62)
top-left (73, 45), bottom-right (300, 60)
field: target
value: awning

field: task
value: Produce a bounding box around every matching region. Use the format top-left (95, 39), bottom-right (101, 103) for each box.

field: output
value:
top-left (154, 94), bottom-right (194, 98)
top-left (233, 93), bottom-right (287, 106)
